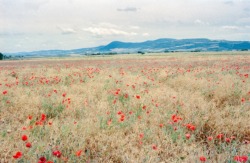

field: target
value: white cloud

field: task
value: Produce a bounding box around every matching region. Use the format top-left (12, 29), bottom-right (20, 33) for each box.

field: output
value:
top-left (194, 19), bottom-right (210, 26)
top-left (129, 26), bottom-right (140, 30)
top-left (117, 7), bottom-right (138, 12)
top-left (83, 27), bottom-right (137, 36)
top-left (57, 27), bottom-right (76, 35)
top-left (222, 26), bottom-right (241, 30)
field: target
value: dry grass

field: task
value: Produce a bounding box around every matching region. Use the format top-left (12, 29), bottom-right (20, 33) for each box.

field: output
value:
top-left (0, 52), bottom-right (250, 163)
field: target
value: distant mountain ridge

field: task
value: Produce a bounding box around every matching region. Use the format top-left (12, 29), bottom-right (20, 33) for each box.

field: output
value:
top-left (5, 38), bottom-right (250, 57)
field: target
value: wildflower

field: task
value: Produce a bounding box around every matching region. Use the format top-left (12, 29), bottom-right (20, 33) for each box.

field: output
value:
top-left (186, 123), bottom-right (196, 131)
top-left (241, 98), bottom-right (245, 103)
top-left (185, 133), bottom-right (191, 140)
top-left (38, 156), bottom-right (46, 163)
top-left (152, 144), bottom-right (157, 150)
top-left (117, 111), bottom-right (123, 115)
top-left (225, 138), bottom-right (231, 143)
top-left (139, 133), bottom-right (144, 139)
top-left (2, 90), bottom-right (7, 95)
top-left (35, 121), bottom-right (43, 125)
top-left (207, 136), bottom-right (213, 141)
top-left (22, 127), bottom-right (27, 130)
top-left (171, 114), bottom-right (182, 123)
top-left (28, 115), bottom-right (32, 120)
top-left (62, 93), bottom-right (66, 97)
top-left (136, 95), bottom-right (141, 99)
top-left (41, 114), bottom-right (46, 121)
top-left (159, 123), bottom-right (164, 128)
top-left (107, 119), bottom-right (112, 125)
top-left (199, 156), bottom-right (206, 162)
top-left (75, 150), bottom-right (82, 157)
top-left (217, 133), bottom-right (224, 140)
top-left (119, 114), bottom-right (125, 122)
top-left (124, 93), bottom-right (129, 98)
top-left (13, 151), bottom-right (22, 159)
top-left (26, 142), bottom-right (32, 148)
top-left (52, 150), bottom-right (62, 158)
top-left (22, 135), bottom-right (28, 141)
top-left (234, 155), bottom-right (248, 162)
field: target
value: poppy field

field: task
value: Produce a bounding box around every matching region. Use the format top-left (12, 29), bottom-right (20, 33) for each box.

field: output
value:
top-left (0, 52), bottom-right (250, 162)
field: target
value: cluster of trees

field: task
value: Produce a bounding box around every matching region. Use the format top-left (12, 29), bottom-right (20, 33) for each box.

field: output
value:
top-left (0, 52), bottom-right (3, 60)
top-left (0, 52), bottom-right (24, 60)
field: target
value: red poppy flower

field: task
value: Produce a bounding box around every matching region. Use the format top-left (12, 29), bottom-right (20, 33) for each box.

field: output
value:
top-left (207, 136), bottom-right (213, 141)
top-left (52, 150), bottom-right (62, 158)
top-left (38, 156), bottom-right (46, 163)
top-left (13, 151), bottom-right (22, 159)
top-left (185, 133), bottom-right (191, 140)
top-left (28, 115), bottom-right (32, 120)
top-left (199, 156), bottom-right (206, 162)
top-left (2, 90), bottom-right (7, 95)
top-left (136, 95), bottom-right (141, 99)
top-left (234, 155), bottom-right (248, 162)
top-left (217, 133), bottom-right (224, 140)
top-left (186, 123), bottom-right (196, 131)
top-left (75, 150), bottom-right (82, 157)
top-left (26, 142), bottom-right (32, 148)
top-left (41, 114), bottom-right (46, 121)
top-left (139, 133), bottom-right (144, 139)
top-left (225, 138), bottom-right (231, 143)
top-left (117, 111), bottom-right (123, 115)
top-left (152, 144), bottom-right (157, 150)
top-left (22, 135), bottom-right (28, 141)
top-left (171, 114), bottom-right (182, 123)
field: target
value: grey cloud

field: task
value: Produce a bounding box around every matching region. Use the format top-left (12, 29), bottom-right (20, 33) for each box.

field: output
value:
top-left (117, 7), bottom-right (138, 12)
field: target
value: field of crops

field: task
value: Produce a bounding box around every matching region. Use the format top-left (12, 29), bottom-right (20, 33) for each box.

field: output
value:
top-left (0, 53), bottom-right (250, 162)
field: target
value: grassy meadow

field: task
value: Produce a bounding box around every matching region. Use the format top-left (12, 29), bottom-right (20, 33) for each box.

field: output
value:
top-left (0, 52), bottom-right (250, 163)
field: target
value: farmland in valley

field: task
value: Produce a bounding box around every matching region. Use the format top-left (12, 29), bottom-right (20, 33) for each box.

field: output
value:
top-left (0, 52), bottom-right (250, 162)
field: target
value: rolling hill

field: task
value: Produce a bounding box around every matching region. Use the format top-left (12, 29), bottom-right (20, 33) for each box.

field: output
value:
top-left (5, 38), bottom-right (250, 57)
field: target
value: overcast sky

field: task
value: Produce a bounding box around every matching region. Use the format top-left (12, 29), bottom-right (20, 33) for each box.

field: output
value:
top-left (1, 0), bottom-right (250, 53)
